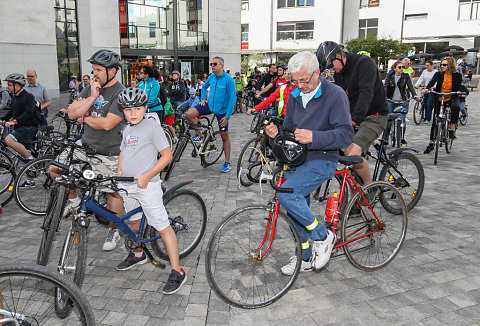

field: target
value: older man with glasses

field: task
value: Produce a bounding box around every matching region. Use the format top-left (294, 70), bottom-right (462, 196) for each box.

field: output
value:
top-left (415, 60), bottom-right (438, 123)
top-left (24, 69), bottom-right (51, 127)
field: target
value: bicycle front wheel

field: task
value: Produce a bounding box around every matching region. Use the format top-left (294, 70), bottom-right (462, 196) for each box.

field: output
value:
top-left (0, 161), bottom-right (15, 207)
top-left (236, 136), bottom-right (268, 187)
top-left (0, 263), bottom-right (95, 325)
top-left (14, 155), bottom-right (55, 216)
top-left (37, 185), bottom-right (68, 266)
top-left (55, 223), bottom-right (88, 318)
top-left (200, 130), bottom-right (224, 167)
top-left (342, 181), bottom-right (407, 271)
top-left (379, 151), bottom-right (424, 213)
top-left (149, 189), bottom-right (207, 259)
top-left (206, 205), bottom-right (302, 309)
top-left (434, 122), bottom-right (442, 165)
top-left (413, 101), bottom-right (422, 125)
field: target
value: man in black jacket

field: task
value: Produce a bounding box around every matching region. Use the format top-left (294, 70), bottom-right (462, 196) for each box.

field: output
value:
top-left (167, 70), bottom-right (186, 107)
top-left (317, 41), bottom-right (388, 185)
top-left (1, 73), bottom-right (39, 164)
top-left (255, 64), bottom-right (277, 98)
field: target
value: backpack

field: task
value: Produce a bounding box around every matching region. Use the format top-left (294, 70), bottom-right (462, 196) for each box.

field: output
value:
top-left (164, 98), bottom-right (175, 116)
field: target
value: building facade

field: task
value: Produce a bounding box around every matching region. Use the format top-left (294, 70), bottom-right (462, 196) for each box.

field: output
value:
top-left (242, 0), bottom-right (480, 65)
top-left (0, 0), bottom-right (240, 98)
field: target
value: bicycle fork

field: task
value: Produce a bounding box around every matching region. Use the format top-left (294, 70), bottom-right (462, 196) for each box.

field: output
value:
top-left (250, 198), bottom-right (281, 263)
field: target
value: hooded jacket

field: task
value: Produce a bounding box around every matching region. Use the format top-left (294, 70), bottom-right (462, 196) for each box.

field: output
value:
top-left (201, 71), bottom-right (236, 119)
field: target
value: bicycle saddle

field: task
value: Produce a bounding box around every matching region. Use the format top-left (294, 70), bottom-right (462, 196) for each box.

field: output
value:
top-left (338, 156), bottom-right (364, 166)
top-left (387, 113), bottom-right (402, 120)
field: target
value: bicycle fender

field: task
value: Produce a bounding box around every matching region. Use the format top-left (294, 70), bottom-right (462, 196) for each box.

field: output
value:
top-left (163, 180), bottom-right (194, 199)
top-left (387, 147), bottom-right (419, 158)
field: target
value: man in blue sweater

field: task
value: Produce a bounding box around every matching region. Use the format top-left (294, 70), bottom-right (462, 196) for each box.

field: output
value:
top-left (185, 56), bottom-right (236, 172)
top-left (265, 51), bottom-right (354, 275)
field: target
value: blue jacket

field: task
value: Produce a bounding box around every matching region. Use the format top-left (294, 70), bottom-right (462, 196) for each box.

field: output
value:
top-left (201, 71), bottom-right (236, 119)
top-left (284, 78), bottom-right (354, 163)
top-left (138, 78), bottom-right (162, 112)
top-left (178, 96), bottom-right (200, 110)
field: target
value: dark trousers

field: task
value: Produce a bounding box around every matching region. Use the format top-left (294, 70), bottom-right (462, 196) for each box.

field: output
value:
top-left (429, 97), bottom-right (460, 141)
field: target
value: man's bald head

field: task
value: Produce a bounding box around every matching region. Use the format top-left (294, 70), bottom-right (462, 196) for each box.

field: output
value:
top-left (26, 69), bottom-right (38, 85)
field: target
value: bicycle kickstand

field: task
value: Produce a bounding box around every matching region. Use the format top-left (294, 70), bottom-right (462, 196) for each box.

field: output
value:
top-left (143, 246), bottom-right (166, 269)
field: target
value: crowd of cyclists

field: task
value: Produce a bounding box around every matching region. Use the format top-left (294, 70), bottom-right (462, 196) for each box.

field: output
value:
top-left (0, 40), bottom-right (475, 322)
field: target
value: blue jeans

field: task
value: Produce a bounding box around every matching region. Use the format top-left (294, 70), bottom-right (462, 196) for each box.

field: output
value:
top-left (384, 100), bottom-right (409, 142)
top-left (459, 101), bottom-right (466, 115)
top-left (277, 159), bottom-right (337, 260)
top-left (424, 92), bottom-right (434, 122)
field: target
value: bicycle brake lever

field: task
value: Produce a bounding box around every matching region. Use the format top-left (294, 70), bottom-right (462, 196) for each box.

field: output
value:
top-left (258, 171), bottom-right (273, 194)
top-left (238, 168), bottom-right (248, 187)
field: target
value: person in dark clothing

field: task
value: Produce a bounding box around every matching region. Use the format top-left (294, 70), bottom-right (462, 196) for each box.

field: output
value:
top-left (317, 41), bottom-right (388, 185)
top-left (422, 56), bottom-right (463, 153)
top-left (384, 61), bottom-right (420, 145)
top-left (255, 64), bottom-right (277, 98)
top-left (1, 73), bottom-right (39, 162)
top-left (167, 70), bottom-right (186, 107)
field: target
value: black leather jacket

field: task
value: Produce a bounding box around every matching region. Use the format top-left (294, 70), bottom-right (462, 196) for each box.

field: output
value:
top-left (385, 72), bottom-right (416, 101)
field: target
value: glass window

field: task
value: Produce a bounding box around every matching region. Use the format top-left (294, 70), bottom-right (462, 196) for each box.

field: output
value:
top-left (405, 13), bottom-right (428, 20)
top-left (242, 0), bottom-right (249, 10)
top-left (241, 24), bottom-right (249, 42)
top-left (360, 0), bottom-right (379, 8)
top-left (458, 0), bottom-right (480, 20)
top-left (149, 22), bottom-right (156, 37)
top-left (358, 18), bottom-right (377, 39)
top-left (297, 0), bottom-right (314, 6)
top-left (277, 21), bottom-right (314, 41)
top-left (55, 8), bottom-right (65, 21)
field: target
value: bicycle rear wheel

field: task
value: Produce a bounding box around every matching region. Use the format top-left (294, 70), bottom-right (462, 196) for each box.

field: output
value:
top-left (378, 151), bottom-right (424, 213)
top-left (149, 189), bottom-right (207, 259)
top-left (14, 155), bottom-right (55, 216)
top-left (445, 123), bottom-right (455, 154)
top-left (342, 182), bottom-right (407, 271)
top-left (237, 136), bottom-right (268, 187)
top-left (413, 101), bottom-right (422, 125)
top-left (37, 185), bottom-right (68, 266)
top-left (0, 161), bottom-right (15, 208)
top-left (0, 263), bottom-right (95, 325)
top-left (206, 205), bottom-right (302, 308)
top-left (55, 222), bottom-right (88, 318)
top-left (433, 122), bottom-right (442, 165)
top-left (200, 130), bottom-right (224, 167)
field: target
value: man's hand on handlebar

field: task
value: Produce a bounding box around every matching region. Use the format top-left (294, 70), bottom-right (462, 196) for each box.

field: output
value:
top-left (265, 123), bottom-right (278, 139)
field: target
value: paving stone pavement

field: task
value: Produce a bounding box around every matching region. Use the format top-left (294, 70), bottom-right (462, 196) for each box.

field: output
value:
top-left (0, 90), bottom-right (479, 325)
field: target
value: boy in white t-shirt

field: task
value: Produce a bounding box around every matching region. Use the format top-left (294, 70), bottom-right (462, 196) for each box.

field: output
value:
top-left (116, 87), bottom-right (186, 294)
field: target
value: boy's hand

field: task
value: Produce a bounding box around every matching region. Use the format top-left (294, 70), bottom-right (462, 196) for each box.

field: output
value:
top-left (135, 174), bottom-right (150, 189)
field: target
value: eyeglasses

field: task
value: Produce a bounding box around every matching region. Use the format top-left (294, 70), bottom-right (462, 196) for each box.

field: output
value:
top-left (291, 72), bottom-right (315, 86)
top-left (138, 71), bottom-right (144, 74)
top-left (327, 57), bottom-right (342, 70)
top-left (397, 66), bottom-right (405, 69)
top-left (210, 62), bottom-right (218, 67)
top-left (440, 64), bottom-right (448, 67)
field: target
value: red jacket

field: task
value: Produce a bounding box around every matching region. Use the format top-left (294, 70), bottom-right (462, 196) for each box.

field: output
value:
top-left (253, 83), bottom-right (297, 116)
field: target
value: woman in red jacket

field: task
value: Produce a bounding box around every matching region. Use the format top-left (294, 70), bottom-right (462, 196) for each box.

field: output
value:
top-left (247, 72), bottom-right (296, 117)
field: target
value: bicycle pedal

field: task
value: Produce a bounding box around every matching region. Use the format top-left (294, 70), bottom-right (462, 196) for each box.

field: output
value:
top-left (150, 259), bottom-right (166, 269)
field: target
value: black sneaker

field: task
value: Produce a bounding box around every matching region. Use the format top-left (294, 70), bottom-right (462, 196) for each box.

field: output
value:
top-left (19, 180), bottom-right (35, 188)
top-left (116, 251), bottom-right (148, 271)
top-left (400, 139), bottom-right (407, 147)
top-left (162, 268), bottom-right (187, 295)
top-left (448, 130), bottom-right (456, 139)
top-left (423, 144), bottom-right (434, 154)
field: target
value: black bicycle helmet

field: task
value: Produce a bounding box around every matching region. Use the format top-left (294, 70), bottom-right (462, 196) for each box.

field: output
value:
top-left (316, 41), bottom-right (342, 72)
top-left (117, 87), bottom-right (148, 108)
top-left (271, 131), bottom-right (307, 168)
top-left (88, 49), bottom-right (122, 68)
top-left (4, 73), bottom-right (26, 86)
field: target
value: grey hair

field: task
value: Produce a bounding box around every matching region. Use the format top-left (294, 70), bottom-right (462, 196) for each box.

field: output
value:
top-left (288, 51), bottom-right (319, 74)
top-left (402, 58), bottom-right (410, 64)
top-left (212, 56), bottom-right (224, 66)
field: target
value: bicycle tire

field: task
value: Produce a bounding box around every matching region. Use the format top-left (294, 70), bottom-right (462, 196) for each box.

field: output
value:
top-left (163, 137), bottom-right (187, 181)
top-left (445, 122), bottom-right (454, 154)
top-left (14, 155), bottom-right (55, 216)
top-left (162, 124), bottom-right (174, 150)
top-left (0, 263), bottom-right (95, 325)
top-left (413, 101), bottom-right (422, 125)
top-left (434, 122), bottom-right (441, 165)
top-left (396, 119), bottom-right (402, 148)
top-left (250, 112), bottom-right (260, 133)
top-left (378, 151), bottom-right (424, 214)
top-left (37, 185), bottom-right (68, 266)
top-left (0, 161), bottom-right (15, 207)
top-left (206, 205), bottom-right (302, 309)
top-left (55, 223), bottom-right (88, 318)
top-left (237, 136), bottom-right (268, 187)
top-left (149, 189), bottom-right (207, 259)
top-left (200, 130), bottom-right (224, 168)
top-left (342, 181), bottom-right (407, 271)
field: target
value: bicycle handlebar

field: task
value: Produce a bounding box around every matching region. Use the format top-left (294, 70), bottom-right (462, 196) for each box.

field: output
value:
top-left (387, 97), bottom-right (415, 104)
top-left (51, 160), bottom-right (135, 183)
top-left (427, 90), bottom-right (466, 96)
top-left (269, 168), bottom-right (294, 193)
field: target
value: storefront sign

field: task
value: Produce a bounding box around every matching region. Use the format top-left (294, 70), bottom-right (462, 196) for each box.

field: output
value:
top-left (241, 42), bottom-right (249, 50)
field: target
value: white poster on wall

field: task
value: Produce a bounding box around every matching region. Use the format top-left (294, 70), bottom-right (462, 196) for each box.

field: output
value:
top-left (181, 62), bottom-right (191, 82)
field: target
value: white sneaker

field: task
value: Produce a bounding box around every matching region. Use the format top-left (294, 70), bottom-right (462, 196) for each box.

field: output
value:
top-left (102, 228), bottom-right (120, 251)
top-left (62, 197), bottom-right (81, 218)
top-left (311, 230), bottom-right (336, 270)
top-left (281, 256), bottom-right (313, 276)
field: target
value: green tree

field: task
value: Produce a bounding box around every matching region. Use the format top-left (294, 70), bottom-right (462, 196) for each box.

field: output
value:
top-left (345, 34), bottom-right (412, 64)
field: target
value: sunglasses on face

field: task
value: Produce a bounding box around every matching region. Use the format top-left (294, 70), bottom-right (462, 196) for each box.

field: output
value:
top-left (440, 64), bottom-right (448, 67)
top-left (210, 62), bottom-right (218, 67)
top-left (397, 66), bottom-right (405, 69)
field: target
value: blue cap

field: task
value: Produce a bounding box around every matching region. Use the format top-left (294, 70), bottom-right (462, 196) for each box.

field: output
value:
top-left (171, 70), bottom-right (180, 75)
top-left (189, 88), bottom-right (196, 95)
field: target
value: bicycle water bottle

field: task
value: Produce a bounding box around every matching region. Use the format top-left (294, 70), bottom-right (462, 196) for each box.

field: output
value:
top-left (325, 192), bottom-right (339, 223)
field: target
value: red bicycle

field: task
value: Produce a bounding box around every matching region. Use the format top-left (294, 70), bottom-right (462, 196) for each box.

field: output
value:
top-left (205, 156), bottom-right (408, 308)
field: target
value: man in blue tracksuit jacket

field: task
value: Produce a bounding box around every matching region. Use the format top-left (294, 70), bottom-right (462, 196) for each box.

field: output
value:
top-left (265, 51), bottom-right (354, 276)
top-left (185, 56), bottom-right (236, 173)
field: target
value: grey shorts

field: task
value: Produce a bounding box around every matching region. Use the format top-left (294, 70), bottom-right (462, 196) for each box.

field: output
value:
top-left (57, 146), bottom-right (119, 193)
top-left (354, 115), bottom-right (388, 153)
